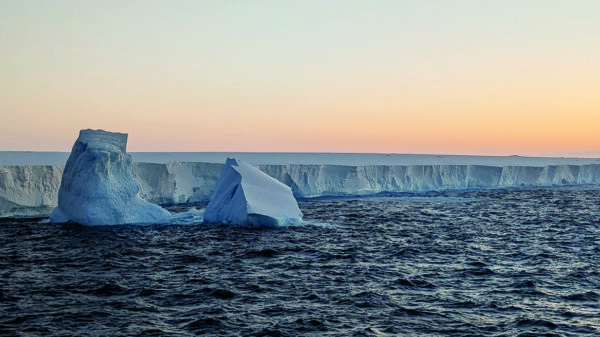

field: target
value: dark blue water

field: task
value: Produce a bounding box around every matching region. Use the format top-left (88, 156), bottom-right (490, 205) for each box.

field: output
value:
top-left (1, 187), bottom-right (599, 336)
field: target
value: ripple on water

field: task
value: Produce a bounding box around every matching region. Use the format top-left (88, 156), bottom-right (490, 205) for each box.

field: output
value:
top-left (1, 186), bottom-right (599, 336)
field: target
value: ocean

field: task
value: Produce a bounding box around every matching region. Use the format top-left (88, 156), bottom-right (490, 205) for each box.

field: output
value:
top-left (1, 186), bottom-right (599, 336)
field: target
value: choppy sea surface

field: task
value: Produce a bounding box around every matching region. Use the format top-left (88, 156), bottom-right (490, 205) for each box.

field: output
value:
top-left (1, 186), bottom-right (599, 336)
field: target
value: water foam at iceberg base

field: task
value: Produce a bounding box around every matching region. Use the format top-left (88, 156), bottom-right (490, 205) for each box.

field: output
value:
top-left (203, 158), bottom-right (303, 227)
top-left (50, 129), bottom-right (172, 226)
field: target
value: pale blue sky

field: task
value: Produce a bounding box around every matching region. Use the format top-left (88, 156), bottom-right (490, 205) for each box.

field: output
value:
top-left (1, 1), bottom-right (599, 154)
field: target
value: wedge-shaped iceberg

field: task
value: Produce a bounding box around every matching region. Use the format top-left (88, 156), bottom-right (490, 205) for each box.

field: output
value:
top-left (204, 158), bottom-right (302, 227)
top-left (50, 129), bottom-right (170, 225)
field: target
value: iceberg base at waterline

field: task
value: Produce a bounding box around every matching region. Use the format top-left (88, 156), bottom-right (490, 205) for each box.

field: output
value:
top-left (49, 129), bottom-right (170, 226)
top-left (203, 158), bottom-right (302, 227)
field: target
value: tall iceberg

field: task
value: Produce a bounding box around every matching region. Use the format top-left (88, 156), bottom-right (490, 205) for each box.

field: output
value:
top-left (50, 129), bottom-right (170, 225)
top-left (204, 158), bottom-right (302, 227)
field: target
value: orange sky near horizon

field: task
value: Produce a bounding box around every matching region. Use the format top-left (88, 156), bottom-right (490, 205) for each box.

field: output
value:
top-left (1, 1), bottom-right (599, 156)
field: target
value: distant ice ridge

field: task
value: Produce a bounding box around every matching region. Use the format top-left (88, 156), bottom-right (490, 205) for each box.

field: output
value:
top-left (2, 159), bottom-right (600, 218)
top-left (3, 151), bottom-right (600, 166)
top-left (49, 129), bottom-right (170, 225)
top-left (203, 159), bottom-right (302, 227)
top-left (257, 164), bottom-right (600, 197)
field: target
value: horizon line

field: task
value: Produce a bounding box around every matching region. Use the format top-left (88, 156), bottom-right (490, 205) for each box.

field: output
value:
top-left (1, 150), bottom-right (599, 159)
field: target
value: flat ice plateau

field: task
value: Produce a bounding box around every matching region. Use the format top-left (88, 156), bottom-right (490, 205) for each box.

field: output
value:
top-left (1, 151), bottom-right (600, 217)
top-left (2, 151), bottom-right (600, 167)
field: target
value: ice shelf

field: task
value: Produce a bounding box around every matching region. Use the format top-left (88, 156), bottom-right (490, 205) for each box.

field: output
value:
top-left (2, 153), bottom-right (600, 218)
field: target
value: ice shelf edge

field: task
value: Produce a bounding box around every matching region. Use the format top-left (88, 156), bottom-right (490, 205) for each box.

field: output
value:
top-left (2, 162), bottom-right (600, 218)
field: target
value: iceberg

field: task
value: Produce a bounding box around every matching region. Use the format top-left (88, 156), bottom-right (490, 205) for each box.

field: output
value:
top-left (203, 158), bottom-right (302, 227)
top-left (49, 129), bottom-right (170, 225)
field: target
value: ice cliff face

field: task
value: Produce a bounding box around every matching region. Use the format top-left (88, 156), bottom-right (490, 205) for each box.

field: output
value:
top-left (259, 164), bottom-right (600, 197)
top-left (49, 129), bottom-right (170, 225)
top-left (131, 162), bottom-right (223, 205)
top-left (2, 160), bottom-right (600, 218)
top-left (133, 163), bottom-right (600, 201)
top-left (0, 165), bottom-right (63, 217)
top-left (203, 159), bottom-right (302, 227)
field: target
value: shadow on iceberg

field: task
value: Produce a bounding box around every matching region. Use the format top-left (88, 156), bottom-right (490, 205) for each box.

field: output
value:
top-left (203, 158), bottom-right (302, 227)
top-left (50, 129), bottom-right (170, 226)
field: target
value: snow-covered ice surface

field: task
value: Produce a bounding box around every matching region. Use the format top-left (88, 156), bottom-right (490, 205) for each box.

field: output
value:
top-left (2, 151), bottom-right (600, 166)
top-left (0, 152), bottom-right (70, 166)
top-left (49, 130), bottom-right (170, 225)
top-left (204, 158), bottom-right (302, 227)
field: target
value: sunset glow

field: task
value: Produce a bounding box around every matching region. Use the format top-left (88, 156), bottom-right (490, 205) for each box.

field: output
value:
top-left (1, 1), bottom-right (599, 156)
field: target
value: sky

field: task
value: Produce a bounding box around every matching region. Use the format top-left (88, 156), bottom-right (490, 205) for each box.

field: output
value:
top-left (1, 1), bottom-right (599, 156)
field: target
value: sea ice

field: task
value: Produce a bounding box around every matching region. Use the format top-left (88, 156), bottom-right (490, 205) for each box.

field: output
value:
top-left (49, 129), bottom-right (170, 225)
top-left (203, 158), bottom-right (302, 227)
